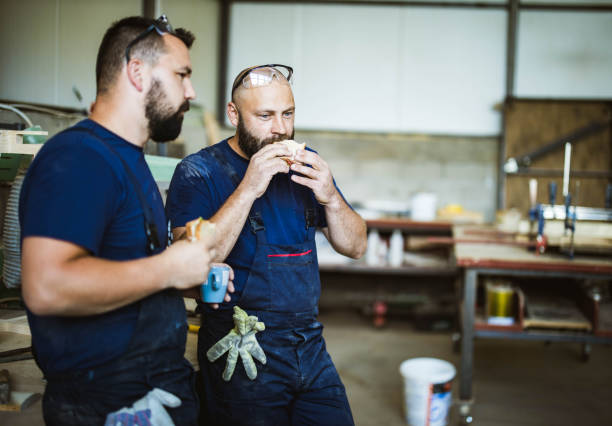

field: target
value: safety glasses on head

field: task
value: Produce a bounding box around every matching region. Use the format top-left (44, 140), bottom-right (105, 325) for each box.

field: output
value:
top-left (125, 15), bottom-right (175, 63)
top-left (231, 64), bottom-right (293, 95)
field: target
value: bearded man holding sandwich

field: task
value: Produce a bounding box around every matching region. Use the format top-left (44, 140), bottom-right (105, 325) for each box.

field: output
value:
top-left (166, 64), bottom-right (367, 425)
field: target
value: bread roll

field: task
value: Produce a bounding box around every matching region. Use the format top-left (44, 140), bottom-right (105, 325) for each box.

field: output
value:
top-left (275, 139), bottom-right (306, 166)
top-left (185, 217), bottom-right (216, 242)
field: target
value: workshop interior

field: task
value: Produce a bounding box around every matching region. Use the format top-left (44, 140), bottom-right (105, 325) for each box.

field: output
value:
top-left (1, 1), bottom-right (611, 425)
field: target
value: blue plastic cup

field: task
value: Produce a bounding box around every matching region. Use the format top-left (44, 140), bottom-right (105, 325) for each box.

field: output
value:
top-left (201, 265), bottom-right (230, 303)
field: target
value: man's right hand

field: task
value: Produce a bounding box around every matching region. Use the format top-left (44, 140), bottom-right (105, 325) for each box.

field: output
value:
top-left (161, 239), bottom-right (216, 290)
top-left (240, 143), bottom-right (291, 199)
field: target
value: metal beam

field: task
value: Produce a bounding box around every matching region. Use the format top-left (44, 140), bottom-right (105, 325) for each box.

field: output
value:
top-left (498, 0), bottom-right (518, 210)
top-left (217, 0), bottom-right (231, 126)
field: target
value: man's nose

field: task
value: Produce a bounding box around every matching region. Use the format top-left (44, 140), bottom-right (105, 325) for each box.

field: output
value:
top-left (184, 78), bottom-right (196, 100)
top-left (270, 115), bottom-right (287, 135)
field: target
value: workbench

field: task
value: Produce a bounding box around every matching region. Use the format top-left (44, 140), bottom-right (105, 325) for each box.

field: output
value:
top-left (453, 225), bottom-right (612, 424)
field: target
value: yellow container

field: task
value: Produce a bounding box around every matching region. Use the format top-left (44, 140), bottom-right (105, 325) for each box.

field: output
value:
top-left (486, 283), bottom-right (514, 325)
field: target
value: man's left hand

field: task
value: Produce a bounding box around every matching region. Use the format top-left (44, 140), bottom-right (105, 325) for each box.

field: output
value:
top-left (290, 150), bottom-right (341, 207)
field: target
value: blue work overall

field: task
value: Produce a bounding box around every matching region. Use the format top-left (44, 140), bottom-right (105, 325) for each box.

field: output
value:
top-left (42, 288), bottom-right (198, 425)
top-left (37, 128), bottom-right (198, 426)
top-left (198, 145), bottom-right (354, 426)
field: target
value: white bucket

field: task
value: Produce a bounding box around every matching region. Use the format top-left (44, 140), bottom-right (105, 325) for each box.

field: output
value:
top-left (399, 358), bottom-right (456, 426)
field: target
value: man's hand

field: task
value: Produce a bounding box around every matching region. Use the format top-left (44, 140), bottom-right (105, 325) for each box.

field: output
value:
top-left (161, 239), bottom-right (216, 290)
top-left (290, 150), bottom-right (342, 207)
top-left (240, 143), bottom-right (291, 199)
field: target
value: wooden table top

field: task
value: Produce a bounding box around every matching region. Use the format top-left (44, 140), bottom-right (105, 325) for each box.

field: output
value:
top-left (453, 225), bottom-right (612, 274)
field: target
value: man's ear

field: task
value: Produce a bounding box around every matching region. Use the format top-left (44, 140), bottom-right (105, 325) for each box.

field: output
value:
top-left (227, 102), bottom-right (239, 127)
top-left (126, 58), bottom-right (146, 92)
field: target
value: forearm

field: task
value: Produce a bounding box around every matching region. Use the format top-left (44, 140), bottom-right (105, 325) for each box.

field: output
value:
top-left (208, 183), bottom-right (257, 262)
top-left (323, 193), bottom-right (367, 259)
top-left (23, 250), bottom-right (173, 316)
top-left (22, 236), bottom-right (212, 316)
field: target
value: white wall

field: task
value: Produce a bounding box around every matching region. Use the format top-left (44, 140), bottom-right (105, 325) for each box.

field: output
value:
top-left (227, 2), bottom-right (612, 135)
top-left (0, 0), bottom-right (219, 113)
top-left (515, 11), bottom-right (612, 99)
top-left (0, 0), bottom-right (141, 108)
top-left (228, 3), bottom-right (507, 136)
top-left (159, 0), bottom-right (219, 112)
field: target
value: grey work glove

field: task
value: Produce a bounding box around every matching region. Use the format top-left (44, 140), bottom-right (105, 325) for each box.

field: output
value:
top-left (206, 306), bottom-right (266, 381)
top-left (104, 388), bottom-right (181, 426)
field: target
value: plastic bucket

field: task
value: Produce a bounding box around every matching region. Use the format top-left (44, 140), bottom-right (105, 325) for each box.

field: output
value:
top-left (399, 358), bottom-right (456, 426)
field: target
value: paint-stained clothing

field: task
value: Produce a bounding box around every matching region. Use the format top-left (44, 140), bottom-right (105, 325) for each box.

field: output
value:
top-left (166, 140), bottom-right (354, 425)
top-left (19, 120), bottom-right (197, 425)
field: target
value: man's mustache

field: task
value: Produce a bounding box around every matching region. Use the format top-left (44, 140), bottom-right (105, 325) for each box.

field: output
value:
top-left (178, 100), bottom-right (190, 114)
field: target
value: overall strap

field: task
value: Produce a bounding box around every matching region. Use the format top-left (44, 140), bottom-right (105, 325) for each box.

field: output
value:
top-left (207, 143), bottom-right (266, 241)
top-left (302, 178), bottom-right (318, 240)
top-left (64, 127), bottom-right (166, 255)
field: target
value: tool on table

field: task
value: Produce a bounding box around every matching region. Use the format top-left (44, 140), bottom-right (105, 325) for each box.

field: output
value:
top-left (206, 306), bottom-right (266, 381)
top-left (524, 141), bottom-right (612, 258)
top-left (548, 181), bottom-right (557, 217)
top-left (527, 179), bottom-right (547, 254)
top-left (561, 143), bottom-right (577, 258)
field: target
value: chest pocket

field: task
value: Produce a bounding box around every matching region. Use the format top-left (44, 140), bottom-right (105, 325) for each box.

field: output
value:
top-left (266, 245), bottom-right (315, 267)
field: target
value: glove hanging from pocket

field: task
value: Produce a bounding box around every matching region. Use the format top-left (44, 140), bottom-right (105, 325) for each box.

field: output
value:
top-left (206, 306), bottom-right (266, 381)
top-left (104, 387), bottom-right (181, 426)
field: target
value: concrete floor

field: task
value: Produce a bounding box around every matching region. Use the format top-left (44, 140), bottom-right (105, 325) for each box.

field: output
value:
top-left (1, 311), bottom-right (612, 425)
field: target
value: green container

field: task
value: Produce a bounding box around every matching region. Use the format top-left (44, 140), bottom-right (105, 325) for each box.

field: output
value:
top-left (0, 154), bottom-right (32, 182)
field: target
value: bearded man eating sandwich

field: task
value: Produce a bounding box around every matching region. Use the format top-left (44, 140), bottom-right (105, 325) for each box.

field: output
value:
top-left (165, 64), bottom-right (366, 426)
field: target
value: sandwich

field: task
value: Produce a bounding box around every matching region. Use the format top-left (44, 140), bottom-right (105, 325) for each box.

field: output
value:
top-left (275, 139), bottom-right (306, 166)
top-left (185, 217), bottom-right (216, 242)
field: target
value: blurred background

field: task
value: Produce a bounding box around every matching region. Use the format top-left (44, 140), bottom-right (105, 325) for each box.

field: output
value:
top-left (1, 1), bottom-right (612, 425)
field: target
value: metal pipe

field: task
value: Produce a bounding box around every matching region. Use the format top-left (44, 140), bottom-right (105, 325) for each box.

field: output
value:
top-left (0, 104), bottom-right (34, 128)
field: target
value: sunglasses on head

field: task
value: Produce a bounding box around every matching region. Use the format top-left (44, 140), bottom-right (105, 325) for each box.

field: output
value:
top-left (231, 64), bottom-right (293, 95)
top-left (125, 15), bottom-right (175, 63)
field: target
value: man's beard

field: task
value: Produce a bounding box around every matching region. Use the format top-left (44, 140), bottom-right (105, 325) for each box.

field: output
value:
top-left (237, 114), bottom-right (294, 158)
top-left (145, 79), bottom-right (190, 143)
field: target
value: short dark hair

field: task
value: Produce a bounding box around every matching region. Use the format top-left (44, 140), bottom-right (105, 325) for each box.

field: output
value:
top-left (95, 16), bottom-right (195, 95)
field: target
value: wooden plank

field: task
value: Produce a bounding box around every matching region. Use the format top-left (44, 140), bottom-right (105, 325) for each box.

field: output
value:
top-left (523, 292), bottom-right (592, 331)
top-left (503, 99), bottom-right (612, 212)
top-left (0, 316), bottom-right (30, 336)
top-left (365, 218), bottom-right (452, 233)
top-left (453, 225), bottom-right (612, 274)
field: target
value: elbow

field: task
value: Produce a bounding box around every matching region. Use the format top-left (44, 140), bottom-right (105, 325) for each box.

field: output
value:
top-left (351, 237), bottom-right (367, 260)
top-left (22, 272), bottom-right (62, 316)
top-left (352, 221), bottom-right (368, 259)
top-left (23, 289), bottom-right (56, 316)
top-left (346, 227), bottom-right (368, 260)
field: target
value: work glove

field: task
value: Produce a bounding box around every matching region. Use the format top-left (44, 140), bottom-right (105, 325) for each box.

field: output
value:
top-left (206, 306), bottom-right (266, 381)
top-left (104, 388), bottom-right (181, 426)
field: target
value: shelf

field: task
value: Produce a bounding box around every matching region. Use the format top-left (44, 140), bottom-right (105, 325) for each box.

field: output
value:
top-left (319, 263), bottom-right (457, 276)
top-left (366, 218), bottom-right (452, 235)
top-left (474, 328), bottom-right (612, 344)
top-left (474, 318), bottom-right (523, 333)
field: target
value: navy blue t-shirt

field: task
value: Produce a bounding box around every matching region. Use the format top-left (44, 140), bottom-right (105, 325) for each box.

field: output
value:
top-left (166, 140), bottom-right (341, 310)
top-left (19, 119), bottom-right (167, 373)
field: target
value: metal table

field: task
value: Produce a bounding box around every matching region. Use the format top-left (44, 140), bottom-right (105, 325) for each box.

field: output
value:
top-left (453, 225), bottom-right (612, 424)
